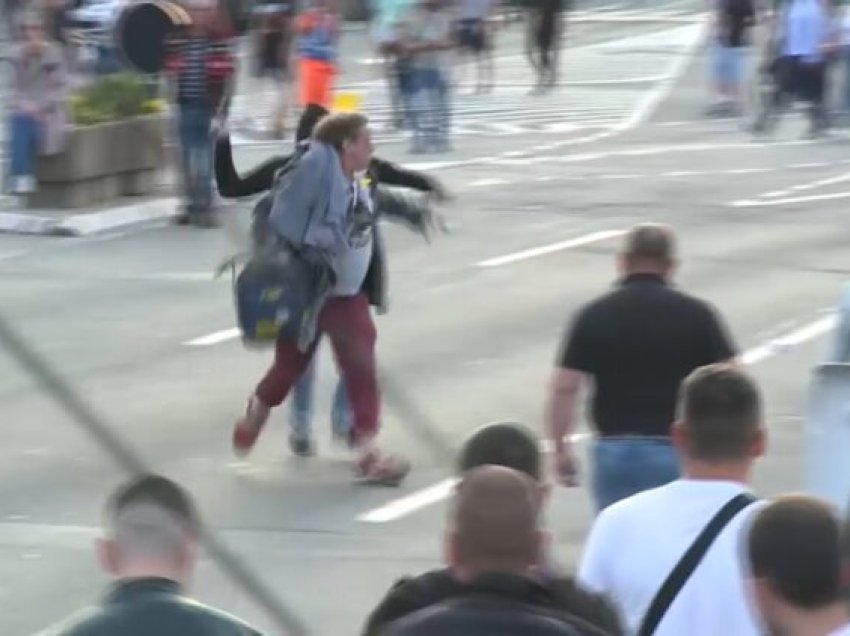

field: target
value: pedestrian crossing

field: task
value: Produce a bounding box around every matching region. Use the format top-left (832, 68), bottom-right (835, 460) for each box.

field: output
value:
top-left (229, 22), bottom-right (705, 145)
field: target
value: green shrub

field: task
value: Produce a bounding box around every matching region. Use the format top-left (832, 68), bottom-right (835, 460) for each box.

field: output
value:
top-left (71, 73), bottom-right (165, 127)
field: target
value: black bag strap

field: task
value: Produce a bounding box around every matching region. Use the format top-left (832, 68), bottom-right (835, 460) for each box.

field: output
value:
top-left (637, 492), bottom-right (757, 636)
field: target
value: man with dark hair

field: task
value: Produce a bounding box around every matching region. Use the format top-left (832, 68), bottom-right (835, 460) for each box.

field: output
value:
top-left (748, 495), bottom-right (850, 636)
top-left (364, 422), bottom-right (621, 636)
top-left (45, 474), bottom-right (262, 636)
top-left (547, 223), bottom-right (738, 511)
top-left (382, 466), bottom-right (599, 636)
top-left (578, 364), bottom-right (765, 636)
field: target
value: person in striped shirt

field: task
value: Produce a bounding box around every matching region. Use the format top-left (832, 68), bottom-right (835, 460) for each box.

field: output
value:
top-left (164, 0), bottom-right (235, 228)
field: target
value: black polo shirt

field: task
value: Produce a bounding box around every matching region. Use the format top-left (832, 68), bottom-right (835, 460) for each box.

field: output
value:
top-left (558, 273), bottom-right (737, 438)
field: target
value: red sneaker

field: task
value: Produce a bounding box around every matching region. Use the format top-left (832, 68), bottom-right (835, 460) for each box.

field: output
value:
top-left (232, 396), bottom-right (270, 457)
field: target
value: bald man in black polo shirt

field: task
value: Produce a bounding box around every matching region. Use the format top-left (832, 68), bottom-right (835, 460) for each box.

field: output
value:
top-left (545, 224), bottom-right (737, 512)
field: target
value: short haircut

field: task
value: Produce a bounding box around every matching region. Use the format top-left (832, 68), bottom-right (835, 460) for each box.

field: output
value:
top-left (106, 474), bottom-right (200, 559)
top-left (457, 422), bottom-right (542, 481)
top-left (749, 495), bottom-right (843, 608)
top-left (312, 112), bottom-right (369, 150)
top-left (452, 466), bottom-right (540, 572)
top-left (680, 364), bottom-right (761, 462)
top-left (623, 223), bottom-right (676, 266)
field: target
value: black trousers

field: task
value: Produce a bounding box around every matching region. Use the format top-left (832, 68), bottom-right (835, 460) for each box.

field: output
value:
top-left (756, 55), bottom-right (828, 132)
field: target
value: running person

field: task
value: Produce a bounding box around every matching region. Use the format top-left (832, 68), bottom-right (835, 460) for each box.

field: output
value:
top-left (216, 106), bottom-right (448, 462)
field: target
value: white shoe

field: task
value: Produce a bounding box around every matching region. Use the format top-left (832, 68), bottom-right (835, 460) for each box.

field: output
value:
top-left (12, 175), bottom-right (35, 194)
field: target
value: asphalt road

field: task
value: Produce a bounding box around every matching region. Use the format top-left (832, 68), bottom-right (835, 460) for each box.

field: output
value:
top-left (3, 6), bottom-right (850, 636)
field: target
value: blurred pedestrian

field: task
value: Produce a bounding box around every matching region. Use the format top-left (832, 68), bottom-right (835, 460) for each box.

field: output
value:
top-left (215, 104), bottom-right (448, 457)
top-left (48, 474), bottom-right (264, 636)
top-left (455, 0), bottom-right (496, 93)
top-left (371, 0), bottom-right (415, 130)
top-left (526, 0), bottom-right (565, 94)
top-left (753, 0), bottom-right (835, 137)
top-left (546, 224), bottom-right (737, 511)
top-left (381, 465), bottom-right (601, 636)
top-left (296, 0), bottom-right (339, 110)
top-left (748, 495), bottom-right (850, 636)
top-left (400, 0), bottom-right (454, 154)
top-left (707, 0), bottom-right (757, 116)
top-left (364, 422), bottom-right (622, 636)
top-left (251, 0), bottom-right (295, 138)
top-left (578, 364), bottom-right (765, 636)
top-left (5, 11), bottom-right (68, 196)
top-left (164, 0), bottom-right (236, 228)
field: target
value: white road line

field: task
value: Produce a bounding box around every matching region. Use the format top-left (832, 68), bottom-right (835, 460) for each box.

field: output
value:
top-left (476, 229), bottom-right (627, 268)
top-left (740, 315), bottom-right (837, 365)
top-left (357, 313), bottom-right (838, 523)
top-left (184, 328), bottom-right (240, 346)
top-left (469, 178), bottom-right (512, 187)
top-left (357, 434), bottom-right (590, 523)
top-left (731, 191), bottom-right (850, 208)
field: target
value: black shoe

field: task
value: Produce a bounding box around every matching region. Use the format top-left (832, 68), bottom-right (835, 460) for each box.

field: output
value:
top-left (288, 433), bottom-right (315, 457)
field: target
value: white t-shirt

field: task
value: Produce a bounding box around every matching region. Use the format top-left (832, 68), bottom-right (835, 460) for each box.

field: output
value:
top-left (577, 479), bottom-right (764, 636)
top-left (829, 625), bottom-right (850, 636)
top-left (332, 178), bottom-right (374, 297)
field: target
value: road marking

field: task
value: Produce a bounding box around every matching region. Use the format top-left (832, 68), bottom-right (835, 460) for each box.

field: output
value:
top-left (741, 315), bottom-right (837, 365)
top-left (469, 178), bottom-right (511, 187)
top-left (476, 229), bottom-right (627, 268)
top-left (731, 191), bottom-right (850, 208)
top-left (184, 328), bottom-right (240, 346)
top-left (356, 434), bottom-right (590, 523)
top-left (733, 170), bottom-right (850, 207)
top-left (357, 313), bottom-right (839, 523)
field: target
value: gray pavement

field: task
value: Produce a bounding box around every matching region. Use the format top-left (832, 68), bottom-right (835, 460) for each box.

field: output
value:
top-left (5, 4), bottom-right (850, 636)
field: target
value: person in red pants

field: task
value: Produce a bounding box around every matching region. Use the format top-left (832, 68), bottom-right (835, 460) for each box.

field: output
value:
top-left (232, 112), bottom-right (410, 485)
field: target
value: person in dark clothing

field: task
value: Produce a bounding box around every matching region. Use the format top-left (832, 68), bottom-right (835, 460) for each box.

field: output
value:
top-left (215, 103), bottom-right (448, 457)
top-left (363, 422), bottom-right (622, 636)
top-left (48, 474), bottom-right (262, 636)
top-left (379, 466), bottom-right (610, 636)
top-left (527, 0), bottom-right (566, 94)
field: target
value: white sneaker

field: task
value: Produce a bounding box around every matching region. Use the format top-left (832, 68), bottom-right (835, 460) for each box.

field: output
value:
top-left (12, 175), bottom-right (35, 194)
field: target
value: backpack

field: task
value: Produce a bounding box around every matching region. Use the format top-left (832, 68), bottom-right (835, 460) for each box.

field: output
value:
top-left (227, 142), bottom-right (335, 350)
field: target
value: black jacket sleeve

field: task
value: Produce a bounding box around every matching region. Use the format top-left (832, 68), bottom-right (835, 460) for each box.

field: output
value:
top-left (370, 157), bottom-right (440, 193)
top-left (214, 134), bottom-right (293, 198)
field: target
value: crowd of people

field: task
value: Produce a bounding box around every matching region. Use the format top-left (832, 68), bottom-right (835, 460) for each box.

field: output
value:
top-left (43, 398), bottom-right (850, 635)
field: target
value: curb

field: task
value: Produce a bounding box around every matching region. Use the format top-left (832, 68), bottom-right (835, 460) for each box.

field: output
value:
top-left (0, 197), bottom-right (180, 237)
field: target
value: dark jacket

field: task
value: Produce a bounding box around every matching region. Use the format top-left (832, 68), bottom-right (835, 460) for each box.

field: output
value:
top-left (50, 577), bottom-right (262, 636)
top-left (214, 134), bottom-right (442, 313)
top-left (365, 568), bottom-right (621, 636)
top-left (377, 572), bottom-right (617, 636)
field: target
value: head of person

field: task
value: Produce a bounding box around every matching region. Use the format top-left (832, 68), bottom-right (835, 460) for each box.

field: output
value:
top-left (97, 474), bottom-right (201, 587)
top-left (673, 364), bottom-right (765, 479)
top-left (618, 223), bottom-right (677, 280)
top-left (457, 421), bottom-right (548, 501)
top-left (313, 112), bottom-right (374, 175)
top-left (445, 466), bottom-right (543, 583)
top-left (184, 0), bottom-right (219, 34)
top-left (748, 495), bottom-right (849, 633)
top-left (18, 12), bottom-right (45, 47)
top-left (295, 103), bottom-right (330, 144)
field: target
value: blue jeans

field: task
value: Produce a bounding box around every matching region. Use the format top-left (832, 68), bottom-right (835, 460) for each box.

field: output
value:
top-left (289, 356), bottom-right (352, 440)
top-left (176, 103), bottom-right (213, 214)
top-left (8, 112), bottom-right (40, 178)
top-left (592, 437), bottom-right (680, 512)
top-left (409, 67), bottom-right (450, 146)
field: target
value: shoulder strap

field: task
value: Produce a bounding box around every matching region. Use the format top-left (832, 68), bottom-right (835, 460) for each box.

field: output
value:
top-left (637, 493), bottom-right (757, 636)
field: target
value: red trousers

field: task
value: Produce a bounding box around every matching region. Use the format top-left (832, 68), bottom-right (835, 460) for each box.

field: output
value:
top-left (255, 294), bottom-right (379, 443)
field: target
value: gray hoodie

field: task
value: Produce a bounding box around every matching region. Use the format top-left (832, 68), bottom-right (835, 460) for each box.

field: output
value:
top-left (268, 141), bottom-right (374, 296)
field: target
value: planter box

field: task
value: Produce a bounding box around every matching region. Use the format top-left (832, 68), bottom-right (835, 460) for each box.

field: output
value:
top-left (31, 115), bottom-right (167, 209)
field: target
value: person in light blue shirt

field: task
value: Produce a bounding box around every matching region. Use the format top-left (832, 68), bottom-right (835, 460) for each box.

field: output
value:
top-left (753, 0), bottom-right (835, 137)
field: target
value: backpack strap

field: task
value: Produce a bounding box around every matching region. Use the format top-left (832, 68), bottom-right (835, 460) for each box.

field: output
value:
top-left (637, 493), bottom-right (757, 636)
